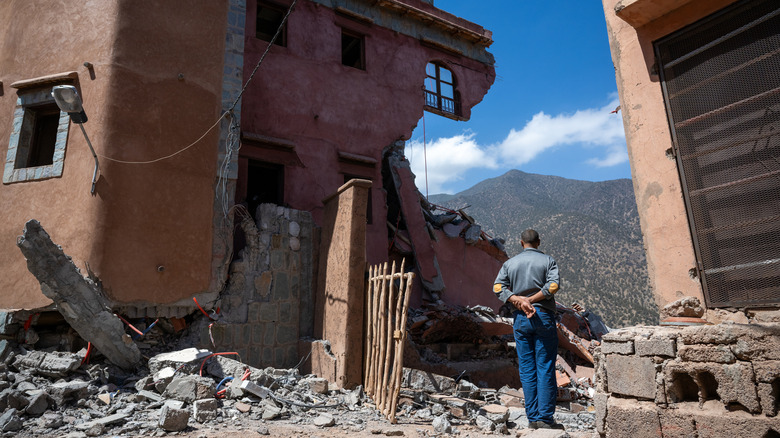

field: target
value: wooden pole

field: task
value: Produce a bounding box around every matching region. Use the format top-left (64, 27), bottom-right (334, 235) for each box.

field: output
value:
top-left (363, 264), bottom-right (375, 390)
top-left (388, 270), bottom-right (414, 421)
top-left (372, 262), bottom-right (389, 398)
top-left (380, 260), bottom-right (398, 414)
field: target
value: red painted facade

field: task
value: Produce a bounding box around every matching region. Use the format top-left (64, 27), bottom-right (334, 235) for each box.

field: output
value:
top-left (0, 0), bottom-right (495, 311)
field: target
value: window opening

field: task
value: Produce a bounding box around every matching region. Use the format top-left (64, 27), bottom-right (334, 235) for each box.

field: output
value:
top-left (256, 2), bottom-right (287, 46)
top-left (424, 62), bottom-right (460, 117)
top-left (246, 161), bottom-right (284, 220)
top-left (16, 103), bottom-right (60, 168)
top-left (4, 86), bottom-right (70, 184)
top-left (341, 30), bottom-right (365, 70)
top-left (655, 0), bottom-right (780, 307)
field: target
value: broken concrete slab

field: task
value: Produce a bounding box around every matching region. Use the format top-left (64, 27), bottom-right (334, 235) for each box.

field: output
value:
top-left (75, 412), bottom-right (130, 430)
top-left (313, 414), bottom-right (335, 427)
top-left (158, 404), bottom-right (190, 431)
top-left (193, 398), bottom-right (218, 422)
top-left (24, 392), bottom-right (50, 416)
top-left (162, 374), bottom-right (216, 403)
top-left (479, 403), bottom-right (509, 423)
top-left (47, 380), bottom-right (89, 406)
top-left (147, 348), bottom-right (212, 375)
top-left (0, 408), bottom-right (22, 432)
top-left (240, 380), bottom-right (271, 399)
top-left (385, 145), bottom-right (445, 292)
top-left (16, 220), bottom-right (141, 370)
top-left (137, 390), bottom-right (162, 403)
top-left (301, 376), bottom-right (329, 394)
top-left (401, 368), bottom-right (457, 394)
top-left (12, 350), bottom-right (81, 378)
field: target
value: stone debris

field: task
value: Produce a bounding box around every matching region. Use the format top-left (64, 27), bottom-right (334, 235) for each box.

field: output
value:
top-left (660, 296), bottom-right (705, 319)
top-left (12, 350), bottom-right (82, 378)
top-left (193, 398), bottom-right (218, 422)
top-left (158, 404), bottom-right (190, 431)
top-left (0, 300), bottom-right (605, 437)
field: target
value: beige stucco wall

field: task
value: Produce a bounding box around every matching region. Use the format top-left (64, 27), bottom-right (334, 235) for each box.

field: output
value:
top-left (0, 1), bottom-right (227, 309)
top-left (601, 0), bottom-right (740, 309)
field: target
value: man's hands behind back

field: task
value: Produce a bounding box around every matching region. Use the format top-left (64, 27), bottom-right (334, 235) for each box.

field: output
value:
top-left (508, 294), bottom-right (536, 318)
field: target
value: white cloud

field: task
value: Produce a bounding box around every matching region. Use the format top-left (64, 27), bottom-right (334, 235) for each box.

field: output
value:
top-left (587, 145), bottom-right (629, 167)
top-left (407, 98), bottom-right (627, 193)
top-left (497, 99), bottom-right (626, 166)
top-left (407, 133), bottom-right (497, 194)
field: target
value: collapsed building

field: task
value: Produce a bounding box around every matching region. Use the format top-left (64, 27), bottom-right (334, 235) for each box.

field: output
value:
top-left (0, 0), bottom-right (506, 373)
top-left (0, 0), bottom-right (545, 424)
top-left (600, 0), bottom-right (780, 436)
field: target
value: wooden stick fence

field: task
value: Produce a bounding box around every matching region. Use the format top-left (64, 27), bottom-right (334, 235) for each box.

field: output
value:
top-left (364, 260), bottom-right (414, 423)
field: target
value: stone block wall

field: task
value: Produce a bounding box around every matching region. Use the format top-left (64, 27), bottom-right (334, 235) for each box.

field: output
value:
top-left (595, 323), bottom-right (780, 437)
top-left (204, 204), bottom-right (316, 369)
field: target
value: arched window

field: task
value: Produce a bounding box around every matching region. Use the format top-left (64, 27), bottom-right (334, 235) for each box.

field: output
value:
top-left (424, 62), bottom-right (461, 118)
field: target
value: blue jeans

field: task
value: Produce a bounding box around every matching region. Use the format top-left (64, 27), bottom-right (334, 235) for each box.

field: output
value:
top-left (513, 309), bottom-right (558, 424)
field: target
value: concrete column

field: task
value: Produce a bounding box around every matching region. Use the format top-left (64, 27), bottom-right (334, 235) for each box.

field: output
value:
top-left (314, 179), bottom-right (372, 388)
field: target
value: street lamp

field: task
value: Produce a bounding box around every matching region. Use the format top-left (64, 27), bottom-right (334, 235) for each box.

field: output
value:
top-left (51, 85), bottom-right (99, 194)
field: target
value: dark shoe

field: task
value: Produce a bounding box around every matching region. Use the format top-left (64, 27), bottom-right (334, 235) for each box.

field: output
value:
top-left (527, 421), bottom-right (539, 429)
top-left (536, 421), bottom-right (565, 430)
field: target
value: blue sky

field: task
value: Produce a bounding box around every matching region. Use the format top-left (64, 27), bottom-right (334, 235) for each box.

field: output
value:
top-left (407, 1), bottom-right (629, 195)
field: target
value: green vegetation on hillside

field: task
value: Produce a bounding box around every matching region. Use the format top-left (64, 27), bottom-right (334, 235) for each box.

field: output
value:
top-left (430, 169), bottom-right (658, 327)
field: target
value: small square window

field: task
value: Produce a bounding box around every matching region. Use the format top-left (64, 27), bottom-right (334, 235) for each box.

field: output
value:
top-left (341, 30), bottom-right (365, 70)
top-left (256, 2), bottom-right (287, 47)
top-left (3, 87), bottom-right (70, 184)
top-left (16, 103), bottom-right (60, 168)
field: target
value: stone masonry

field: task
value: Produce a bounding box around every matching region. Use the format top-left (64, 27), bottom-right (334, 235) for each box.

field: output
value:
top-left (204, 204), bottom-right (315, 369)
top-left (595, 323), bottom-right (780, 437)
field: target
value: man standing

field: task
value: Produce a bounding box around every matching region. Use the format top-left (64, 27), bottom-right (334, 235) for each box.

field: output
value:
top-left (493, 229), bottom-right (563, 430)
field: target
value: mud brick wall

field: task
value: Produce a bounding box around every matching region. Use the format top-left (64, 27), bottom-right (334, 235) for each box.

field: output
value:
top-left (594, 323), bottom-right (780, 438)
top-left (205, 204), bottom-right (316, 369)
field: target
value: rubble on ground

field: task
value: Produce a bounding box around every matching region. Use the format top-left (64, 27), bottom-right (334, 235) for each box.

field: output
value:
top-left (0, 299), bottom-right (607, 437)
top-left (404, 300), bottom-right (607, 417)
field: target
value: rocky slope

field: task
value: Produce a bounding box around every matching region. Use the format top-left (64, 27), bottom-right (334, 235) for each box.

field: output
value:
top-left (430, 169), bottom-right (658, 327)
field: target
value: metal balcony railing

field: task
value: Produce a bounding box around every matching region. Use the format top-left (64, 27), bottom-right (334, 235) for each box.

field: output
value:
top-left (425, 89), bottom-right (460, 117)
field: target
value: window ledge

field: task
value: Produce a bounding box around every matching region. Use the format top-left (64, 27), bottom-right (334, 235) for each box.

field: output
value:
top-left (10, 72), bottom-right (79, 90)
top-left (424, 105), bottom-right (465, 122)
top-left (338, 151), bottom-right (377, 166)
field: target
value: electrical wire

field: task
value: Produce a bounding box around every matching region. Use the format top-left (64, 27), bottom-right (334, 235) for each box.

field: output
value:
top-left (422, 111), bottom-right (429, 200)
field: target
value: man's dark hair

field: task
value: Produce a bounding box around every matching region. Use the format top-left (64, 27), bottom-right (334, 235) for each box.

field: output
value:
top-left (521, 229), bottom-right (540, 244)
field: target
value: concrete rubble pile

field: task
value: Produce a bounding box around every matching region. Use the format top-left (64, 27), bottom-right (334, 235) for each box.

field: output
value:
top-left (0, 307), bottom-right (601, 437)
top-left (0, 336), bottom-right (381, 437)
top-left (403, 300), bottom-right (610, 427)
top-left (398, 367), bottom-right (596, 434)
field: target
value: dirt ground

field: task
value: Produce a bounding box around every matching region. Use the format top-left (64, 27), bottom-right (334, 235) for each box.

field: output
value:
top-left (178, 417), bottom-right (599, 437)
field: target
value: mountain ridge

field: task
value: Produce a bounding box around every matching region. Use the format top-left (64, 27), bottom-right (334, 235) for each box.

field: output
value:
top-left (430, 169), bottom-right (658, 327)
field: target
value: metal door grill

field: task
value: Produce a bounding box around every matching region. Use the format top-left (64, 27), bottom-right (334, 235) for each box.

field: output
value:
top-left (656, 0), bottom-right (780, 308)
